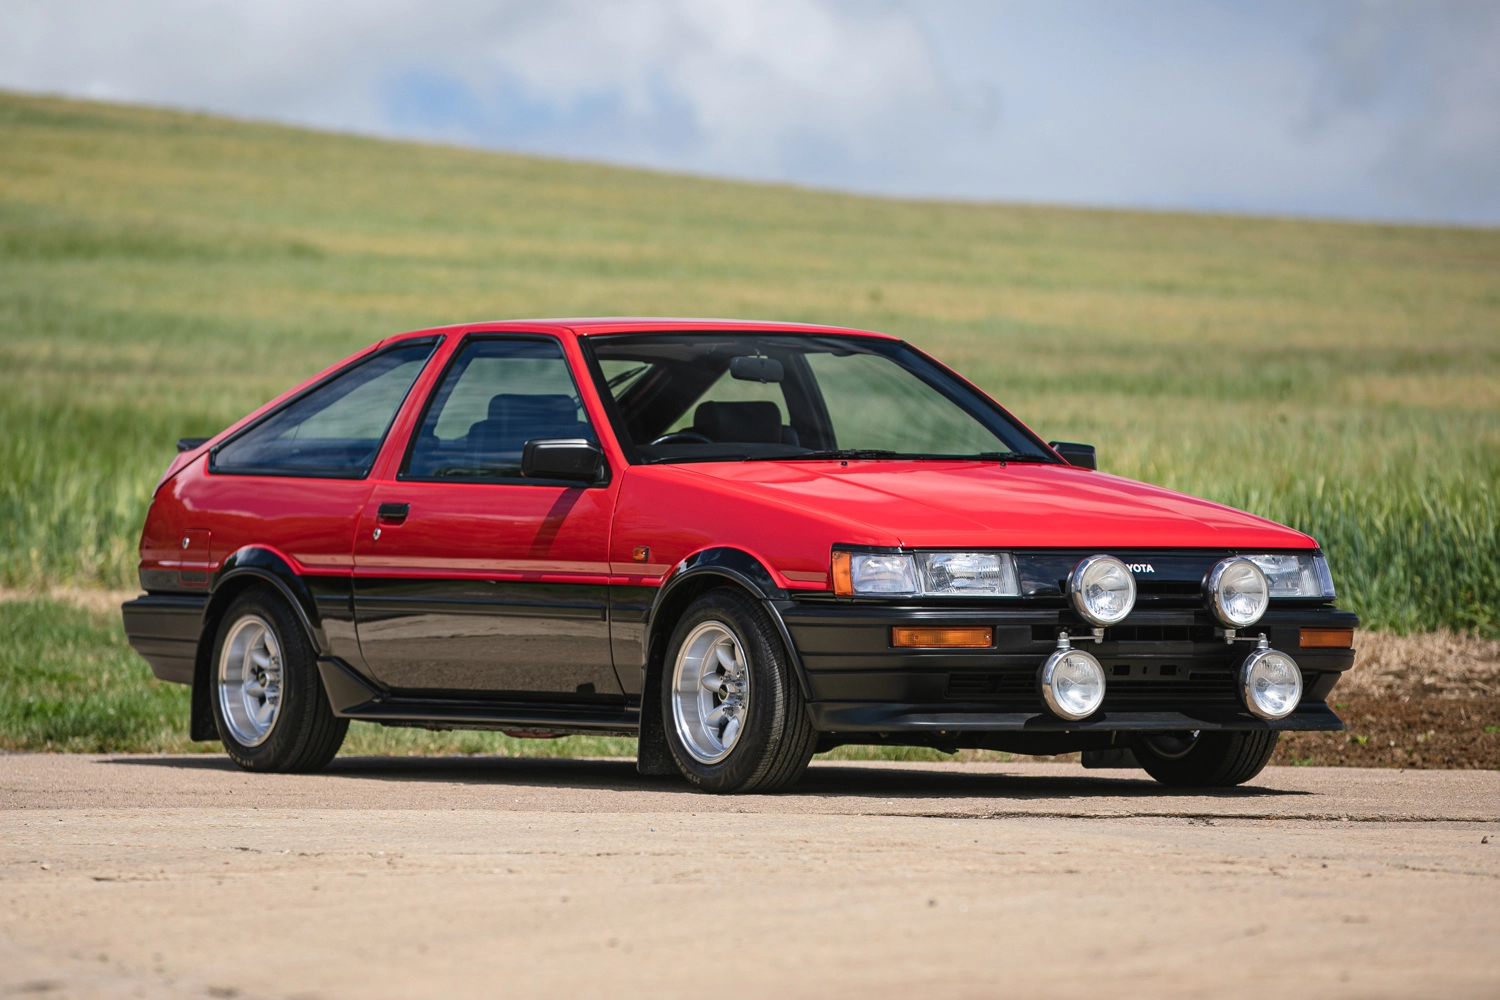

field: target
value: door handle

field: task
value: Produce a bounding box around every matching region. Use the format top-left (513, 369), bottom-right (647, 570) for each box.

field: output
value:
top-left (376, 502), bottom-right (410, 525)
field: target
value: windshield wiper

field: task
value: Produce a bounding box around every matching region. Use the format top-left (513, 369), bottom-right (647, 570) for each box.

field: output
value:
top-left (642, 453), bottom-right (751, 465)
top-left (972, 451), bottom-right (1056, 463)
top-left (787, 449), bottom-right (906, 461)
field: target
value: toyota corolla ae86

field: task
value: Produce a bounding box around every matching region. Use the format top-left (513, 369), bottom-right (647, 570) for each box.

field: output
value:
top-left (122, 319), bottom-right (1357, 792)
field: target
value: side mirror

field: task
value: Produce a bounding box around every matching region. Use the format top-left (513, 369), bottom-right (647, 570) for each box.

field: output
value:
top-left (521, 438), bottom-right (605, 483)
top-left (1048, 441), bottom-right (1096, 470)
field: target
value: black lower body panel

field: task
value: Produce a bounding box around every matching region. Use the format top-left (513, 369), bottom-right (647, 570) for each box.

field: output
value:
top-left (808, 700), bottom-right (1343, 733)
top-left (317, 658), bottom-right (638, 736)
top-left (121, 595), bottom-right (206, 684)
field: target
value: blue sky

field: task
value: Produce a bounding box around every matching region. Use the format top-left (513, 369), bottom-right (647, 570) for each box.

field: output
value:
top-left (4, 0), bottom-right (1498, 224)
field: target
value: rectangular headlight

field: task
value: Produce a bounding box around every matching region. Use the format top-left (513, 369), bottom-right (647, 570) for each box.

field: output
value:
top-left (1246, 553), bottom-right (1336, 598)
top-left (916, 551), bottom-right (1020, 597)
top-left (832, 550), bottom-right (1019, 597)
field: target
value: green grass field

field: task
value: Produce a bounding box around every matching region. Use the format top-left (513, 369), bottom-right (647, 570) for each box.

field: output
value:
top-left (1, 90), bottom-right (1497, 753)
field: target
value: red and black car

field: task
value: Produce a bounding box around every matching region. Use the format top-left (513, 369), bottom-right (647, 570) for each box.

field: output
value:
top-left (122, 319), bottom-right (1357, 792)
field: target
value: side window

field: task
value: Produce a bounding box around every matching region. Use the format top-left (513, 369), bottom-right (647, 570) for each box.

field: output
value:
top-left (405, 337), bottom-right (596, 480)
top-left (212, 341), bottom-right (436, 477)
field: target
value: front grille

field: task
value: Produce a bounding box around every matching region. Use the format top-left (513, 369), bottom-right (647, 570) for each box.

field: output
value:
top-left (944, 667), bottom-right (1239, 711)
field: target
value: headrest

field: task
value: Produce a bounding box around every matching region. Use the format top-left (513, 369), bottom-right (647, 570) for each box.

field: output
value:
top-left (693, 401), bottom-right (784, 443)
top-left (487, 394), bottom-right (578, 423)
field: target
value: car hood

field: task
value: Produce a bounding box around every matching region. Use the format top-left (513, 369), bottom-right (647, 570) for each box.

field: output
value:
top-left (669, 460), bottom-right (1315, 550)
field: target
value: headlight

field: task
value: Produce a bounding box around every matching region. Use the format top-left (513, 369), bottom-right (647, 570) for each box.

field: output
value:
top-left (1239, 647), bottom-right (1303, 720)
top-left (841, 552), bottom-right (919, 596)
top-left (1244, 553), bottom-right (1336, 598)
top-left (833, 550), bottom-right (1020, 597)
top-left (915, 551), bottom-right (1020, 596)
top-left (1204, 557), bottom-right (1270, 628)
top-left (1068, 555), bottom-right (1136, 626)
top-left (1039, 645), bottom-right (1106, 720)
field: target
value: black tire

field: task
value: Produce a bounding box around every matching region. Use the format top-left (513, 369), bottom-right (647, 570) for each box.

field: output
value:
top-left (661, 588), bottom-right (818, 794)
top-left (1134, 729), bottom-right (1279, 787)
top-left (210, 588), bottom-right (348, 773)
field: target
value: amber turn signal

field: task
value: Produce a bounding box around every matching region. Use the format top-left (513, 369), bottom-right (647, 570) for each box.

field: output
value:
top-left (891, 626), bottom-right (993, 648)
top-left (1299, 627), bottom-right (1354, 649)
top-left (831, 551), bottom-right (853, 596)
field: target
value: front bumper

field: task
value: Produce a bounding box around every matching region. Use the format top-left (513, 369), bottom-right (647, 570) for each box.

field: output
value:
top-left (780, 599), bottom-right (1357, 737)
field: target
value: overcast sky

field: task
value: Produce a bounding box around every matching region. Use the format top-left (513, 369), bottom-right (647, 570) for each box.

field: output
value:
top-left (4, 1), bottom-right (1498, 224)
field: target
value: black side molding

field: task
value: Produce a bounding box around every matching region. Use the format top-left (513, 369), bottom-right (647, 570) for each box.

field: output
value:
top-left (316, 658), bottom-right (639, 735)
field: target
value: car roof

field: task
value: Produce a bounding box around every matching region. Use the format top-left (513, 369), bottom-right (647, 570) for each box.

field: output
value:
top-left (381, 318), bottom-right (899, 342)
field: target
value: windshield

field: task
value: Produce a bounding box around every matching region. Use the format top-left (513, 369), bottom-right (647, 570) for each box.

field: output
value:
top-left (585, 333), bottom-right (1054, 465)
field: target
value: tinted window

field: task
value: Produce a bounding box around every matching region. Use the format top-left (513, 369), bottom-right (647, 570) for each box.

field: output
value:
top-left (587, 334), bottom-right (1052, 465)
top-left (213, 341), bottom-right (436, 477)
top-left (405, 337), bottom-right (596, 480)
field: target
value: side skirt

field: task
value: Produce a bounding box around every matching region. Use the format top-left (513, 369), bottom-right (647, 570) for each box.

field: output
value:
top-left (316, 657), bottom-right (639, 736)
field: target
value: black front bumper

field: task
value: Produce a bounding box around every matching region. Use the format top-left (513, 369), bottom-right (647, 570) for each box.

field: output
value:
top-left (780, 599), bottom-right (1357, 740)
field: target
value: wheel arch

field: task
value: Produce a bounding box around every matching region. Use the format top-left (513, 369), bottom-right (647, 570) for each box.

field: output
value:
top-left (635, 547), bottom-right (810, 776)
top-left (188, 547), bottom-right (327, 742)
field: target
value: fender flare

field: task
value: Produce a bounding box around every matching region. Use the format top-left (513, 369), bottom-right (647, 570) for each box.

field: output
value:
top-left (188, 547), bottom-right (329, 742)
top-left (206, 547), bottom-right (328, 654)
top-left (641, 547), bottom-right (808, 697)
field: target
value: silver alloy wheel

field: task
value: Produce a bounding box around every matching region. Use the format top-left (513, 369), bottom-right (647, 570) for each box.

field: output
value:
top-left (218, 614), bottom-right (284, 747)
top-left (670, 621), bottom-right (751, 764)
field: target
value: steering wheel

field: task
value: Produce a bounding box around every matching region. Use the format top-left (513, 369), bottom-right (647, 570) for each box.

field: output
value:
top-left (649, 430), bottom-right (714, 446)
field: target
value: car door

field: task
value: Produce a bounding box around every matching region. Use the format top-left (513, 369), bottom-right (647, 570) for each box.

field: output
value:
top-left (352, 334), bottom-right (623, 700)
top-left (204, 338), bottom-right (441, 667)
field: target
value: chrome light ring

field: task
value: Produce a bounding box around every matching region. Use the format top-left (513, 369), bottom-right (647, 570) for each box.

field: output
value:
top-left (1068, 554), bottom-right (1137, 627)
top-left (1204, 556), bottom-right (1271, 628)
top-left (1239, 646), bottom-right (1303, 720)
top-left (1038, 644), bottom-right (1107, 721)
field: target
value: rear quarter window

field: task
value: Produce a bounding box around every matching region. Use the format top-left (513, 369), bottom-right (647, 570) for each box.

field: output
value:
top-left (211, 341), bottom-right (436, 478)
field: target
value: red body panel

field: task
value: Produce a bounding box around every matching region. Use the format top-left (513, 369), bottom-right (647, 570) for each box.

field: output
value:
top-left (137, 318), bottom-right (1317, 598)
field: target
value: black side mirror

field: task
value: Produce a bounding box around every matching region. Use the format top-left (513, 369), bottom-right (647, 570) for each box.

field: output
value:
top-left (521, 438), bottom-right (605, 483)
top-left (1048, 441), bottom-right (1097, 470)
top-left (176, 437), bottom-right (210, 453)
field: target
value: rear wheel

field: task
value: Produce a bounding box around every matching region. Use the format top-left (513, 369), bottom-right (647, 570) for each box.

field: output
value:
top-left (1134, 729), bottom-right (1279, 787)
top-left (211, 588), bottom-right (347, 773)
top-left (662, 588), bottom-right (818, 793)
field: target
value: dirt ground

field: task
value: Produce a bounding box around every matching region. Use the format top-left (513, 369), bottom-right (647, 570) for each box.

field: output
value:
top-left (1272, 629), bottom-right (1500, 768)
top-left (2, 754), bottom-right (1497, 1000)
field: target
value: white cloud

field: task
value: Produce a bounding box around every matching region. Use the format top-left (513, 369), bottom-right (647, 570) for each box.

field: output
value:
top-left (0, 0), bottom-right (1496, 223)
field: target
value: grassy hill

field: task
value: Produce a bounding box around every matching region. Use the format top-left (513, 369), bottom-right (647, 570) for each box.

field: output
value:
top-left (1, 89), bottom-right (1497, 640)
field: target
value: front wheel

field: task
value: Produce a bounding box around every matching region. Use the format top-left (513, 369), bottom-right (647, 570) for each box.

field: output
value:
top-left (1134, 729), bottom-right (1279, 787)
top-left (662, 588), bottom-right (818, 793)
top-left (211, 588), bottom-right (348, 773)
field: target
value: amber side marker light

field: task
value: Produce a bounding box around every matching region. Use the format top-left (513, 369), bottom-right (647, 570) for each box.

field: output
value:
top-left (892, 627), bottom-right (994, 649)
top-left (1300, 627), bottom-right (1354, 649)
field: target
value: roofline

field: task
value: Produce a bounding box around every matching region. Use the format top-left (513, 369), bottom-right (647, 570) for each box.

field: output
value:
top-left (379, 317), bottom-right (899, 342)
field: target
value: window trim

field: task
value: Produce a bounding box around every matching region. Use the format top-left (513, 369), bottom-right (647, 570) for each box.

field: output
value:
top-left (396, 332), bottom-right (610, 488)
top-left (207, 337), bottom-right (442, 481)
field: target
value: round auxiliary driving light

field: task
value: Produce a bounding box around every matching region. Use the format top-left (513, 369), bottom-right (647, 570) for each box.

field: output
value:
top-left (1069, 555), bottom-right (1137, 627)
top-left (1239, 647), bottom-right (1303, 720)
top-left (1204, 557), bottom-right (1271, 628)
top-left (1039, 644), bottom-right (1107, 721)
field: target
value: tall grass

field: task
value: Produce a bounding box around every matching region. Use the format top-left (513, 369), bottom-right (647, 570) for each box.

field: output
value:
top-left (1, 90), bottom-right (1497, 636)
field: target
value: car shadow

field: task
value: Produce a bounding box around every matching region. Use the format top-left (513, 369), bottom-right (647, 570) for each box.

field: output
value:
top-left (99, 754), bottom-right (1310, 800)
